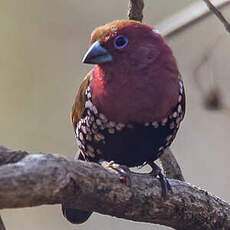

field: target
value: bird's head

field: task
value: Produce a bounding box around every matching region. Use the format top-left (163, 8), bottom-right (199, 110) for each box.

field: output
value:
top-left (83, 20), bottom-right (177, 74)
top-left (82, 20), bottom-right (180, 123)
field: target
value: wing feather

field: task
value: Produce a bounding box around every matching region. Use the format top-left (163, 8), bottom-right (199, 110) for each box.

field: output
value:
top-left (71, 72), bottom-right (91, 129)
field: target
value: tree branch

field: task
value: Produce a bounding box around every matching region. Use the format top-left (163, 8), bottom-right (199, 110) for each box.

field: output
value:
top-left (157, 0), bottom-right (230, 38)
top-left (0, 216), bottom-right (6, 230)
top-left (0, 146), bottom-right (230, 230)
top-left (159, 148), bottom-right (185, 181)
top-left (128, 0), bottom-right (144, 22)
top-left (203, 0), bottom-right (230, 33)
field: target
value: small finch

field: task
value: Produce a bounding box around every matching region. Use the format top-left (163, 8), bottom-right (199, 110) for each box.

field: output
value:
top-left (62, 20), bottom-right (185, 224)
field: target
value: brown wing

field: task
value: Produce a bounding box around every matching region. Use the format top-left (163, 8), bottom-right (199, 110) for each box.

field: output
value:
top-left (71, 71), bottom-right (91, 129)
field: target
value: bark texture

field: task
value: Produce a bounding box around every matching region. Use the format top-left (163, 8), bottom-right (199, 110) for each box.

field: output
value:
top-left (160, 148), bottom-right (185, 181)
top-left (128, 0), bottom-right (144, 22)
top-left (0, 146), bottom-right (230, 230)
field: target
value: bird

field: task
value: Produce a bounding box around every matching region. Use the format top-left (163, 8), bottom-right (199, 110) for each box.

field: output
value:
top-left (62, 20), bottom-right (185, 224)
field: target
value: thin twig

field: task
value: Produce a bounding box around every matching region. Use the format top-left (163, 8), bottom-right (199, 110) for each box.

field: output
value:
top-left (157, 0), bottom-right (230, 38)
top-left (203, 0), bottom-right (230, 32)
top-left (159, 148), bottom-right (185, 181)
top-left (128, 0), bottom-right (144, 22)
top-left (0, 216), bottom-right (6, 230)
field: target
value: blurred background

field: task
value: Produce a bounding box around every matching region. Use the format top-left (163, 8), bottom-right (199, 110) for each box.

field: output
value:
top-left (1, 0), bottom-right (230, 229)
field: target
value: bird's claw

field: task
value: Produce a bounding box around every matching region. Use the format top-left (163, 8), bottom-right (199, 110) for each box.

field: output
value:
top-left (99, 160), bottom-right (131, 186)
top-left (149, 162), bottom-right (172, 199)
top-left (157, 171), bottom-right (172, 198)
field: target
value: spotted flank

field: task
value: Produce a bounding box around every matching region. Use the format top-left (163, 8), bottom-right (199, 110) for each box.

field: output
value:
top-left (76, 76), bottom-right (185, 167)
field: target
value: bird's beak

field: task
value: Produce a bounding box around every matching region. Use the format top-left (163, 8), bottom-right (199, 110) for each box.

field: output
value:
top-left (82, 41), bottom-right (112, 64)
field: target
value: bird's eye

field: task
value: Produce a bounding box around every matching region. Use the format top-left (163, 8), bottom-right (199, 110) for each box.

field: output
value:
top-left (113, 35), bottom-right (128, 49)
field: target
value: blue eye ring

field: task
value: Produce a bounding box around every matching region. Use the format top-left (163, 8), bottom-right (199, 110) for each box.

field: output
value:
top-left (113, 35), bottom-right (128, 49)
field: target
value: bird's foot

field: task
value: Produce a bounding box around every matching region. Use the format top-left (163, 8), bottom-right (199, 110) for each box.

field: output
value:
top-left (149, 162), bottom-right (172, 199)
top-left (99, 160), bottom-right (131, 186)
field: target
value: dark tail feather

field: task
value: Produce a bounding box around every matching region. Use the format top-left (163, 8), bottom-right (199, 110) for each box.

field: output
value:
top-left (62, 151), bottom-right (92, 224)
top-left (62, 205), bottom-right (92, 224)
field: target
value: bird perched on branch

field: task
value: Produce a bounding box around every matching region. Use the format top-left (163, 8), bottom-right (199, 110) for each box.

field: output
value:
top-left (62, 20), bottom-right (185, 224)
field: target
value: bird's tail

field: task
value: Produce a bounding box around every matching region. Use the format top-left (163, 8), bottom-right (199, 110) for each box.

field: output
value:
top-left (61, 206), bottom-right (92, 224)
top-left (61, 152), bottom-right (93, 224)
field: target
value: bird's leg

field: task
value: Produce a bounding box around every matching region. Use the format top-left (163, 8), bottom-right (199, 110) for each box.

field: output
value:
top-left (99, 160), bottom-right (131, 185)
top-left (149, 162), bottom-right (172, 198)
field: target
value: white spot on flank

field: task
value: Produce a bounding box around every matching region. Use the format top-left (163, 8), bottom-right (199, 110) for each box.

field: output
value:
top-left (98, 133), bottom-right (105, 139)
top-left (87, 92), bottom-right (91, 98)
top-left (88, 151), bottom-right (95, 158)
top-left (76, 127), bottom-right (79, 136)
top-left (85, 87), bottom-right (89, 95)
top-left (96, 119), bottom-right (102, 126)
top-left (94, 134), bottom-right (101, 142)
top-left (92, 123), bottom-right (97, 130)
top-left (108, 128), bottom-right (115, 134)
top-left (158, 146), bottom-right (164, 151)
top-left (94, 133), bottom-right (104, 142)
top-left (92, 105), bottom-right (98, 114)
top-left (161, 118), bottom-right (168, 126)
top-left (79, 132), bottom-right (84, 141)
top-left (173, 112), bottom-right (178, 118)
top-left (108, 121), bottom-right (116, 127)
top-left (87, 144), bottom-right (94, 153)
top-left (144, 122), bottom-right (150, 127)
top-left (87, 110), bottom-right (91, 116)
top-left (99, 113), bottom-right (107, 122)
top-left (178, 104), bottom-right (182, 113)
top-left (81, 125), bottom-right (87, 134)
top-left (116, 123), bottom-right (125, 131)
top-left (85, 100), bottom-right (93, 109)
top-left (76, 139), bottom-right (81, 146)
top-left (166, 135), bottom-right (173, 142)
top-left (152, 121), bottom-right (159, 128)
top-left (86, 118), bottom-right (90, 127)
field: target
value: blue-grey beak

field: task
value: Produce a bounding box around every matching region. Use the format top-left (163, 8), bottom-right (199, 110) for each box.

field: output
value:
top-left (82, 41), bottom-right (112, 64)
